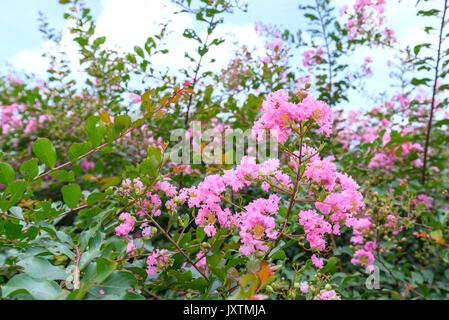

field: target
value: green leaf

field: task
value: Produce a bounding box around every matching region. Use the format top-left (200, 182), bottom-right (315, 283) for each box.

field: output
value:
top-left (189, 277), bottom-right (208, 291)
top-left (85, 116), bottom-right (107, 147)
top-left (196, 227), bottom-right (206, 242)
top-left (183, 29), bottom-right (201, 42)
top-left (170, 270), bottom-right (193, 284)
top-left (414, 43), bottom-right (431, 55)
top-left (0, 162), bottom-right (15, 186)
top-left (61, 183), bottom-right (82, 209)
top-left (140, 158), bottom-right (159, 177)
top-left (87, 192), bottom-right (106, 205)
top-left (94, 258), bottom-right (116, 283)
top-left (141, 146), bottom-right (162, 177)
top-left (20, 158), bottom-right (39, 181)
top-left (100, 176), bottom-right (122, 191)
top-left (0, 180), bottom-right (27, 211)
top-left (4, 219), bottom-right (23, 239)
top-left (93, 36), bottom-right (106, 48)
top-left (49, 170), bottom-right (74, 181)
top-left (2, 274), bottom-right (63, 300)
top-left (95, 271), bottom-right (137, 297)
top-left (17, 257), bottom-right (69, 281)
top-left (417, 9), bottom-right (440, 16)
top-left (134, 46), bottom-right (144, 58)
top-left (113, 115), bottom-right (131, 134)
top-left (411, 77), bottom-right (431, 86)
top-left (68, 142), bottom-right (92, 162)
top-left (321, 257), bottom-right (339, 274)
top-left (435, 119), bottom-right (449, 127)
top-left (32, 138), bottom-right (57, 168)
top-left (270, 248), bottom-right (287, 260)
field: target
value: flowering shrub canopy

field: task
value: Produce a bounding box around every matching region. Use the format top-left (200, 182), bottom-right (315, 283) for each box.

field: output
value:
top-left (0, 0), bottom-right (448, 301)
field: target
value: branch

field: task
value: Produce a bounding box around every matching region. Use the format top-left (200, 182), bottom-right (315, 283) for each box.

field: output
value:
top-left (421, 0), bottom-right (448, 184)
top-left (73, 245), bottom-right (81, 290)
top-left (144, 212), bottom-right (210, 282)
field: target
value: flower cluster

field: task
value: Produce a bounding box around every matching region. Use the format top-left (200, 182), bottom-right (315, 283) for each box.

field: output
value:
top-left (176, 156), bottom-right (286, 255)
top-left (341, 0), bottom-right (396, 44)
top-left (1, 103), bottom-right (25, 135)
top-left (302, 47), bottom-right (325, 67)
top-left (146, 249), bottom-right (172, 276)
top-left (115, 212), bottom-right (135, 237)
top-left (252, 89), bottom-right (333, 143)
top-left (313, 289), bottom-right (341, 300)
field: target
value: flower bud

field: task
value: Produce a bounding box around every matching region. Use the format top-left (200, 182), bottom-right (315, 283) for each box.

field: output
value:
top-left (265, 285), bottom-right (274, 293)
top-left (288, 289), bottom-right (296, 299)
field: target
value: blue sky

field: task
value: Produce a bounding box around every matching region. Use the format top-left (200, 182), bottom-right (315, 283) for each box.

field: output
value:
top-left (0, 0), bottom-right (437, 110)
top-left (0, 0), bottom-right (306, 72)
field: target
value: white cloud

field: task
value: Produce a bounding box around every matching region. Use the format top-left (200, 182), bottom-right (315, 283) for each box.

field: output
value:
top-left (95, 0), bottom-right (192, 52)
top-left (9, 48), bottom-right (49, 75)
top-left (8, 0), bottom-right (266, 82)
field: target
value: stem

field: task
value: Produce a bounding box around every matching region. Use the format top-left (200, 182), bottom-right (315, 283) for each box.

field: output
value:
top-left (421, 0), bottom-right (448, 184)
top-left (145, 212), bottom-right (210, 282)
top-left (184, 17), bottom-right (215, 126)
top-left (143, 288), bottom-right (164, 300)
top-left (34, 86), bottom-right (186, 183)
top-left (73, 245), bottom-right (81, 290)
top-left (264, 123), bottom-right (306, 259)
top-left (315, 0), bottom-right (334, 106)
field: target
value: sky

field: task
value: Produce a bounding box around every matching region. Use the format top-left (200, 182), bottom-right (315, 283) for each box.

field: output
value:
top-left (0, 0), bottom-right (439, 110)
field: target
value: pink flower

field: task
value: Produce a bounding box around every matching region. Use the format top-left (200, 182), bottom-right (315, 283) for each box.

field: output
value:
top-left (80, 160), bottom-right (95, 172)
top-left (146, 249), bottom-right (172, 276)
top-left (300, 281), bottom-right (309, 293)
top-left (252, 90), bottom-right (333, 143)
top-left (130, 92), bottom-right (141, 103)
top-left (204, 224), bottom-right (216, 237)
top-left (311, 254), bottom-right (324, 269)
top-left (298, 209), bottom-right (331, 251)
top-left (126, 240), bottom-right (138, 253)
top-left (313, 289), bottom-right (341, 300)
top-left (115, 212), bottom-right (135, 237)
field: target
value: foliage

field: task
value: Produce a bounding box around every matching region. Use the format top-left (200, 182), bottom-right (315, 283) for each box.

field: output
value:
top-left (0, 0), bottom-right (448, 300)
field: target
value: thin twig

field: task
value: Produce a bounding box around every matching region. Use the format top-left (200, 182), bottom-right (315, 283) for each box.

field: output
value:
top-left (421, 0), bottom-right (448, 184)
top-left (145, 212), bottom-right (210, 282)
top-left (73, 245), bottom-right (81, 290)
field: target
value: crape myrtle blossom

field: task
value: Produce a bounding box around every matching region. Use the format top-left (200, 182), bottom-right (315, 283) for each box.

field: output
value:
top-left (175, 90), bottom-right (372, 269)
top-left (113, 89), bottom-right (372, 279)
top-left (300, 281), bottom-right (309, 293)
top-left (146, 249), bottom-right (172, 276)
top-left (350, 241), bottom-right (377, 271)
top-left (252, 89), bottom-right (333, 143)
top-left (311, 254), bottom-right (324, 269)
top-left (177, 156), bottom-right (287, 256)
top-left (341, 0), bottom-right (395, 44)
top-left (115, 178), bottom-right (179, 239)
top-left (313, 289), bottom-right (341, 300)
top-left (80, 160), bottom-right (95, 172)
top-left (1, 103), bottom-right (24, 135)
top-left (302, 47), bottom-right (325, 67)
top-left (336, 91), bottom-right (439, 178)
top-left (237, 194), bottom-right (281, 255)
top-left (412, 194), bottom-right (433, 210)
top-left (115, 212), bottom-right (135, 237)
top-left (298, 209), bottom-right (332, 251)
